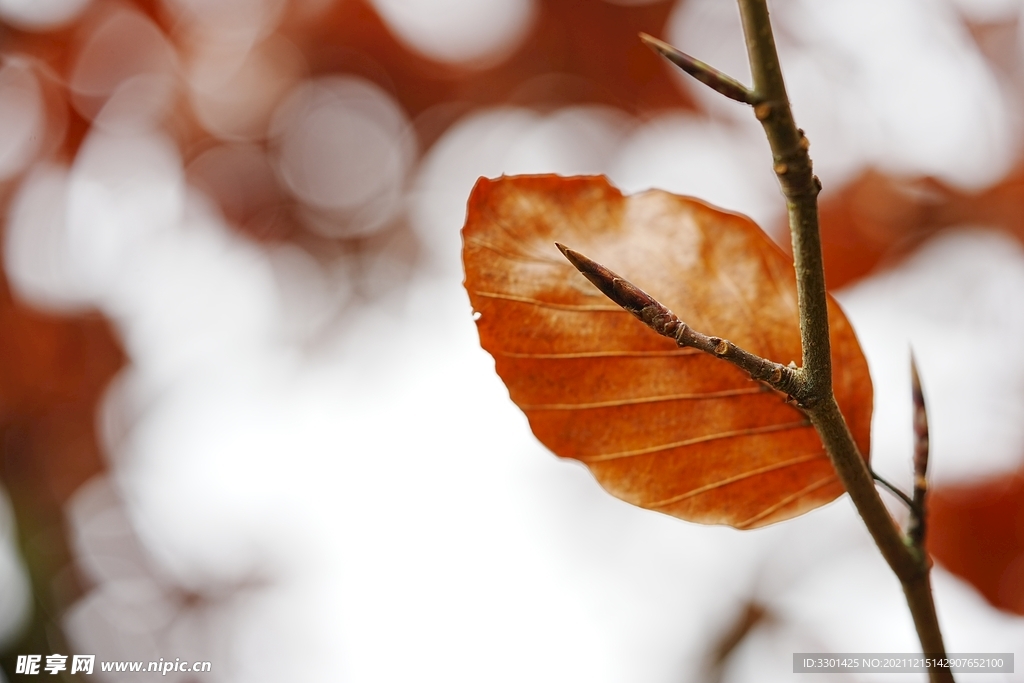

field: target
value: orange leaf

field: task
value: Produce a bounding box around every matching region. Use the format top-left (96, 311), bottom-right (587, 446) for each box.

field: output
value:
top-left (462, 174), bottom-right (873, 529)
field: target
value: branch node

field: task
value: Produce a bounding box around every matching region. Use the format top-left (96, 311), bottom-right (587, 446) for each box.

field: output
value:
top-left (754, 102), bottom-right (772, 120)
top-left (641, 305), bottom-right (678, 337)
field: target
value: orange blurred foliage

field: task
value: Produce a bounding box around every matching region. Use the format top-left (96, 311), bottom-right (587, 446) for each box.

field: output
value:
top-left (0, 275), bottom-right (123, 661)
top-left (930, 471), bottom-right (1024, 616)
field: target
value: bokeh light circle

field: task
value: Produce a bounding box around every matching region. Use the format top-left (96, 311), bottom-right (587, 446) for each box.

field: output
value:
top-left (370, 0), bottom-right (536, 67)
top-left (187, 35), bottom-right (306, 142)
top-left (270, 76), bottom-right (414, 238)
top-left (162, 0), bottom-right (287, 43)
top-left (70, 9), bottom-right (178, 122)
top-left (0, 0), bottom-right (90, 31)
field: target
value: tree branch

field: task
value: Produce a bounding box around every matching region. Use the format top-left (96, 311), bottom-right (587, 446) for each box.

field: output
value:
top-left (643, 2), bottom-right (952, 676)
top-left (735, 3), bottom-right (951, 677)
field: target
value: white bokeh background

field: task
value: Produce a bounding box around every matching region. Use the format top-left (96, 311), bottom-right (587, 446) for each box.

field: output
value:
top-left (0, 0), bottom-right (1022, 681)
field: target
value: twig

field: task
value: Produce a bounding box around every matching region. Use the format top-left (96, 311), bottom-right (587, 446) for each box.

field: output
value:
top-left (908, 352), bottom-right (930, 550)
top-left (627, 3), bottom-right (952, 678)
top-left (556, 244), bottom-right (803, 396)
top-left (872, 471), bottom-right (914, 510)
top-left (639, 33), bottom-right (758, 105)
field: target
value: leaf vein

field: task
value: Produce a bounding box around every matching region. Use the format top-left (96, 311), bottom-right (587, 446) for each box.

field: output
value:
top-left (522, 387), bottom-right (763, 410)
top-left (498, 349), bottom-right (701, 359)
top-left (581, 420), bottom-right (811, 462)
top-left (734, 476), bottom-right (838, 530)
top-left (465, 236), bottom-right (563, 265)
top-left (645, 452), bottom-right (826, 508)
top-left (473, 291), bottom-right (621, 311)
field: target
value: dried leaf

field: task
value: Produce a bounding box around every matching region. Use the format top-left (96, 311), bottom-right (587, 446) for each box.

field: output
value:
top-left (930, 470), bottom-right (1024, 615)
top-left (462, 175), bottom-right (872, 529)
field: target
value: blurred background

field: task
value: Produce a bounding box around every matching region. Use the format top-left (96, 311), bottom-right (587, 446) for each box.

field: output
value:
top-left (0, 0), bottom-right (1023, 680)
